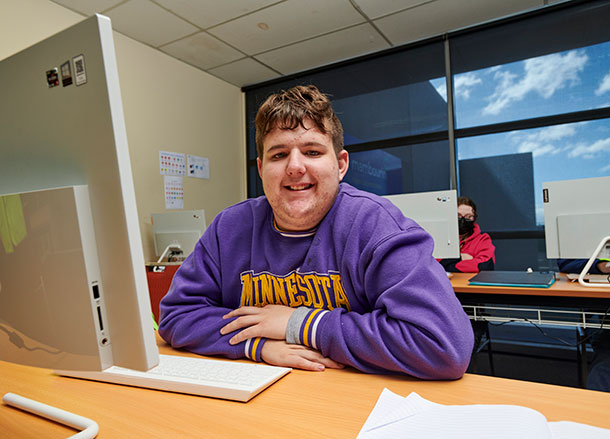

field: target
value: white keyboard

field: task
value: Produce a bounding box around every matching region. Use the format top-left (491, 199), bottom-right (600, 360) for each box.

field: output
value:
top-left (55, 354), bottom-right (291, 402)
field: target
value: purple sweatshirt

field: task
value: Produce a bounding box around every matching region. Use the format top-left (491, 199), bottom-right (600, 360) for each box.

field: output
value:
top-left (159, 183), bottom-right (473, 379)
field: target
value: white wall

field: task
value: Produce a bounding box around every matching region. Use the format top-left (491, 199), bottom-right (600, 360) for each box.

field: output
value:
top-left (0, 0), bottom-right (246, 262)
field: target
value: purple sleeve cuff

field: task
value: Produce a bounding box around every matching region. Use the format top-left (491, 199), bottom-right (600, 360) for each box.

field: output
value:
top-left (244, 337), bottom-right (267, 362)
top-left (297, 309), bottom-right (329, 349)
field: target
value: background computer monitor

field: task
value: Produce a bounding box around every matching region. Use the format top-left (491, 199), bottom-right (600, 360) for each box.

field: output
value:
top-left (383, 190), bottom-right (460, 259)
top-left (152, 210), bottom-right (206, 262)
top-left (543, 176), bottom-right (610, 259)
top-left (0, 15), bottom-right (158, 372)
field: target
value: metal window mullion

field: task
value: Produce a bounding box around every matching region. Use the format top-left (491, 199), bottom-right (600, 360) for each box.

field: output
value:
top-left (444, 36), bottom-right (458, 192)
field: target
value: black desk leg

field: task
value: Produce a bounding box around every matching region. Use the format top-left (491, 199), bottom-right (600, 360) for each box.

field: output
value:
top-left (576, 327), bottom-right (588, 388)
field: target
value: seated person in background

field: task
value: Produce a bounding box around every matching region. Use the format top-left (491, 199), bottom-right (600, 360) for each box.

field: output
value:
top-left (557, 258), bottom-right (610, 392)
top-left (557, 258), bottom-right (610, 276)
top-left (439, 196), bottom-right (495, 273)
top-left (159, 85), bottom-right (474, 379)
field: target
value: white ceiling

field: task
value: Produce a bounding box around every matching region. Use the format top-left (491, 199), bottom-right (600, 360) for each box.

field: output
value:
top-left (50, 0), bottom-right (561, 88)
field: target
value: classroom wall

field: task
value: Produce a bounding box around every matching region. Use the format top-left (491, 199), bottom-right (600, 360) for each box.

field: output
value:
top-left (0, 0), bottom-right (246, 262)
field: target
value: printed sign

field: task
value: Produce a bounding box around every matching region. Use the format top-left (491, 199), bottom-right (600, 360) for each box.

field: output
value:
top-left (60, 60), bottom-right (73, 87)
top-left (46, 68), bottom-right (59, 88)
top-left (164, 175), bottom-right (184, 209)
top-left (72, 54), bottom-right (87, 86)
top-left (187, 154), bottom-right (210, 179)
top-left (159, 151), bottom-right (186, 176)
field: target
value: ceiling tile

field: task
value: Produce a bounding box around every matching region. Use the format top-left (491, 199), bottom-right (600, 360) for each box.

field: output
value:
top-left (375, 0), bottom-right (541, 46)
top-left (49, 0), bottom-right (124, 16)
top-left (207, 58), bottom-right (280, 87)
top-left (256, 23), bottom-right (390, 76)
top-left (353, 0), bottom-right (430, 19)
top-left (208, 0), bottom-right (365, 55)
top-left (161, 32), bottom-right (244, 70)
top-left (104, 0), bottom-right (198, 47)
top-left (154, 0), bottom-right (278, 29)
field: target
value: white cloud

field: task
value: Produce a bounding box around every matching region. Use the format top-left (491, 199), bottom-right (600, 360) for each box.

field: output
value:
top-left (600, 164), bottom-right (610, 173)
top-left (568, 137), bottom-right (610, 159)
top-left (453, 72), bottom-right (482, 100)
top-left (430, 73), bottom-right (482, 102)
top-left (517, 141), bottom-right (560, 157)
top-left (529, 124), bottom-right (577, 142)
top-left (596, 72), bottom-right (610, 96)
top-left (483, 50), bottom-right (588, 115)
top-left (513, 125), bottom-right (576, 157)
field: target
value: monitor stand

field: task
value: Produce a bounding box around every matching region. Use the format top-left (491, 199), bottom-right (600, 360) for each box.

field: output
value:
top-left (3, 392), bottom-right (99, 438)
top-left (578, 236), bottom-right (610, 287)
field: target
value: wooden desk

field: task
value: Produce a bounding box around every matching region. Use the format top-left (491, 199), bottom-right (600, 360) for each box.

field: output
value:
top-left (451, 272), bottom-right (610, 328)
top-left (2, 337), bottom-right (610, 438)
top-left (451, 272), bottom-right (610, 387)
top-left (451, 272), bottom-right (610, 298)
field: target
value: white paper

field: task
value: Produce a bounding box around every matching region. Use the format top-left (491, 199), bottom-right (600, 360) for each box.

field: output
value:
top-left (187, 154), bottom-right (210, 179)
top-left (358, 389), bottom-right (610, 439)
top-left (164, 175), bottom-right (183, 209)
top-left (549, 421), bottom-right (610, 439)
top-left (159, 150), bottom-right (186, 176)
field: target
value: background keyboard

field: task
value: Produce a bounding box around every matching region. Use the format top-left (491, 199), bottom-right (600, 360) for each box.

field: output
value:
top-left (56, 354), bottom-right (291, 402)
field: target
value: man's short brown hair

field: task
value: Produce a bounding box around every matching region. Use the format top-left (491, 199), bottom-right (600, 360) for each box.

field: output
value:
top-left (255, 85), bottom-right (344, 158)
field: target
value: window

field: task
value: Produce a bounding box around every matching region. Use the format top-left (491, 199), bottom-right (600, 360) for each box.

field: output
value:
top-left (243, 0), bottom-right (610, 270)
top-left (344, 141), bottom-right (451, 196)
top-left (244, 40), bottom-right (448, 198)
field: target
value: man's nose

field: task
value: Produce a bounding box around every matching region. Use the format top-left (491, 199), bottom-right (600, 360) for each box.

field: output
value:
top-left (286, 151), bottom-right (306, 175)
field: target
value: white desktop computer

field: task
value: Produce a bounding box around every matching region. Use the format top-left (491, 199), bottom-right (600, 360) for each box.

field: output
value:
top-left (0, 186), bottom-right (113, 371)
top-left (0, 15), bottom-right (289, 433)
top-left (383, 190), bottom-right (460, 259)
top-left (152, 209), bottom-right (206, 263)
top-left (0, 14), bottom-right (158, 374)
top-left (543, 176), bottom-right (610, 286)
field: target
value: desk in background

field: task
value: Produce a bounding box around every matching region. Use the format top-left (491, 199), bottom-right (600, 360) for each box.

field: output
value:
top-left (451, 272), bottom-right (610, 386)
top-left (2, 335), bottom-right (610, 438)
top-left (451, 272), bottom-right (610, 328)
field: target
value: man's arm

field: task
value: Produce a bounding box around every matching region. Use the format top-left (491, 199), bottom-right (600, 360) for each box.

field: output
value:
top-left (222, 228), bottom-right (474, 379)
top-left (308, 230), bottom-right (473, 379)
top-left (158, 233), bottom-right (280, 363)
top-left (159, 237), bottom-right (343, 370)
top-left (557, 258), bottom-right (609, 274)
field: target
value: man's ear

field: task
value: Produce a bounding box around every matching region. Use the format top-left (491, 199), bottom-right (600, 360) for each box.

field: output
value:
top-left (337, 150), bottom-right (349, 181)
top-left (257, 157), bottom-right (263, 178)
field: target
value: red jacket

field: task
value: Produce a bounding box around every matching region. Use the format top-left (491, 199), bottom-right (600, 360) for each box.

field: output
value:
top-left (439, 223), bottom-right (495, 273)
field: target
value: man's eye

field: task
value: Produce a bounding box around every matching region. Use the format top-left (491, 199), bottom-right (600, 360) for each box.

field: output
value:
top-left (271, 152), bottom-right (286, 160)
top-left (306, 150), bottom-right (320, 156)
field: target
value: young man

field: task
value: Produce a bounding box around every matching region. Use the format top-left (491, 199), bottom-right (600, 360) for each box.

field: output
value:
top-left (439, 197), bottom-right (495, 273)
top-left (159, 85), bottom-right (473, 379)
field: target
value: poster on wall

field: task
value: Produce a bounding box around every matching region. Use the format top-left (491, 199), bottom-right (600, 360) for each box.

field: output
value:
top-left (159, 150), bottom-right (186, 176)
top-left (164, 175), bottom-right (184, 209)
top-left (187, 154), bottom-right (210, 179)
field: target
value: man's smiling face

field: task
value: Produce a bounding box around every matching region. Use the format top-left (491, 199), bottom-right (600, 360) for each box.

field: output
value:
top-left (257, 118), bottom-right (349, 232)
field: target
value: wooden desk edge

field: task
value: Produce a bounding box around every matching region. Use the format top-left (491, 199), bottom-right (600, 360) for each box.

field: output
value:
top-left (451, 272), bottom-right (610, 298)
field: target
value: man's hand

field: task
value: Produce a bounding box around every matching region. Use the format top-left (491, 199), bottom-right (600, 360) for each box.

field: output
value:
top-left (261, 340), bottom-right (344, 371)
top-left (220, 305), bottom-right (295, 345)
top-left (597, 261), bottom-right (610, 274)
top-left (461, 253), bottom-right (473, 261)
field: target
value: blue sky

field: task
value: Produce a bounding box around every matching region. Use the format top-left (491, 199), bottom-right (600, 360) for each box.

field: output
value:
top-left (430, 41), bottom-right (610, 224)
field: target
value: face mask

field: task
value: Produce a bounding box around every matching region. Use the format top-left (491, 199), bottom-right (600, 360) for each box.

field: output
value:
top-left (458, 217), bottom-right (475, 236)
